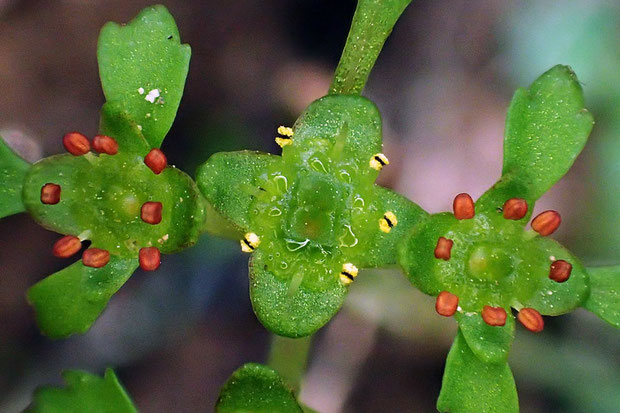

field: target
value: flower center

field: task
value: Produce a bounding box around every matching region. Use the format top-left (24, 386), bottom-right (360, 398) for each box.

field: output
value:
top-left (467, 244), bottom-right (514, 282)
top-left (288, 172), bottom-right (341, 245)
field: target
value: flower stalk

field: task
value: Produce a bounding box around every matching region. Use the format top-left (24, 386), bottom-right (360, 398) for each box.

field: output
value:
top-left (330, 0), bottom-right (412, 95)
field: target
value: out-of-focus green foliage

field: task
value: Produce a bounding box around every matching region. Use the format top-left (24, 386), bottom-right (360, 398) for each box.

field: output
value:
top-left (0, 135), bottom-right (30, 218)
top-left (26, 369), bottom-right (137, 413)
top-left (584, 266), bottom-right (620, 328)
top-left (216, 363), bottom-right (303, 413)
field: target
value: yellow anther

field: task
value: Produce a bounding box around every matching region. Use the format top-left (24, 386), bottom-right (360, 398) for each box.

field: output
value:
top-left (240, 232), bottom-right (260, 253)
top-left (277, 126), bottom-right (294, 137)
top-left (369, 153), bottom-right (389, 170)
top-left (275, 136), bottom-right (292, 148)
top-left (339, 262), bottom-right (359, 285)
top-left (275, 126), bottom-right (294, 148)
top-left (379, 211), bottom-right (398, 233)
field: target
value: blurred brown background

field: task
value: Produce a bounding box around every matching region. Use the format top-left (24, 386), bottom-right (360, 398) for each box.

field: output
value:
top-left (0, 0), bottom-right (619, 412)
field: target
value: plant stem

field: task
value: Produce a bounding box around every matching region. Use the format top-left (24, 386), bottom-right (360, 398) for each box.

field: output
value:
top-left (330, 0), bottom-right (413, 95)
top-left (267, 334), bottom-right (313, 392)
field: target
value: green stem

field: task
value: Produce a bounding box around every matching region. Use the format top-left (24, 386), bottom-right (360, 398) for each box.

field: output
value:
top-left (267, 334), bottom-right (313, 392)
top-left (330, 0), bottom-right (413, 95)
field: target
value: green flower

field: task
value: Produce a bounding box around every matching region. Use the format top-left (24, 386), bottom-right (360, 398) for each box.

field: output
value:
top-left (198, 94), bottom-right (426, 337)
top-left (0, 6), bottom-right (206, 338)
top-left (398, 65), bottom-right (617, 413)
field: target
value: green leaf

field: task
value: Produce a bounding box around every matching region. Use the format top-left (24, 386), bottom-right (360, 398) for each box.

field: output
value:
top-left (330, 0), bottom-right (413, 95)
top-left (437, 331), bottom-right (518, 413)
top-left (583, 266), bottom-right (620, 328)
top-left (97, 5), bottom-right (190, 148)
top-left (216, 363), bottom-right (303, 413)
top-left (249, 249), bottom-right (346, 338)
top-left (27, 257), bottom-right (138, 338)
top-left (99, 101), bottom-right (150, 155)
top-left (455, 311), bottom-right (515, 364)
top-left (0, 135), bottom-right (30, 218)
top-left (26, 368), bottom-right (137, 413)
top-left (517, 237), bottom-right (590, 316)
top-left (350, 185), bottom-right (428, 268)
top-left (196, 151), bottom-right (281, 232)
top-left (477, 65), bottom-right (594, 212)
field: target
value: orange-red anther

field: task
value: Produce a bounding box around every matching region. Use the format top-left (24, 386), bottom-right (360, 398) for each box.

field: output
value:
top-left (518, 308), bottom-right (544, 332)
top-left (482, 305), bottom-right (507, 326)
top-left (92, 135), bottom-right (118, 155)
top-left (434, 237), bottom-right (454, 260)
top-left (139, 247), bottom-right (161, 271)
top-left (52, 235), bottom-right (82, 258)
top-left (435, 291), bottom-right (459, 317)
top-left (40, 183), bottom-right (61, 205)
top-left (141, 201), bottom-right (163, 224)
top-left (503, 198), bottom-right (528, 220)
top-left (144, 148), bottom-right (167, 174)
top-left (63, 132), bottom-right (90, 155)
top-left (531, 210), bottom-right (561, 236)
top-left (549, 260), bottom-right (572, 283)
top-left (453, 193), bottom-right (475, 220)
top-left (82, 248), bottom-right (110, 268)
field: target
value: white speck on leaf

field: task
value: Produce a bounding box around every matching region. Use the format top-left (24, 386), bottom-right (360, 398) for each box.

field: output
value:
top-left (145, 89), bottom-right (160, 103)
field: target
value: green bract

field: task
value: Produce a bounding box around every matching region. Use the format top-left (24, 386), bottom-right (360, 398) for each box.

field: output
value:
top-left (0, 135), bottom-right (30, 218)
top-left (399, 65), bottom-right (595, 412)
top-left (198, 95), bottom-right (426, 337)
top-left (437, 331), bottom-right (518, 413)
top-left (216, 363), bottom-right (303, 413)
top-left (98, 5), bottom-right (191, 149)
top-left (583, 265), bottom-right (620, 328)
top-left (26, 369), bottom-right (137, 413)
top-left (0, 6), bottom-right (207, 338)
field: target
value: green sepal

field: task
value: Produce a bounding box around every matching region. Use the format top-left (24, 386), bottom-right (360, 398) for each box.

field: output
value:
top-left (97, 5), bottom-right (190, 148)
top-left (583, 266), bottom-right (620, 328)
top-left (455, 311), bottom-right (515, 364)
top-left (437, 331), bottom-right (518, 413)
top-left (479, 65), bottom-right (593, 212)
top-left (249, 249), bottom-right (346, 338)
top-left (23, 152), bottom-right (205, 255)
top-left (26, 368), bottom-right (137, 413)
top-left (518, 237), bottom-right (589, 316)
top-left (216, 363), bottom-right (303, 413)
top-left (350, 185), bottom-right (428, 268)
top-left (475, 176), bottom-right (534, 222)
top-left (99, 101), bottom-right (150, 155)
top-left (0, 135), bottom-right (30, 218)
top-left (196, 151), bottom-right (281, 232)
top-left (397, 213), bottom-right (453, 297)
top-left (27, 257), bottom-right (138, 338)
top-left (288, 94), bottom-right (382, 178)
